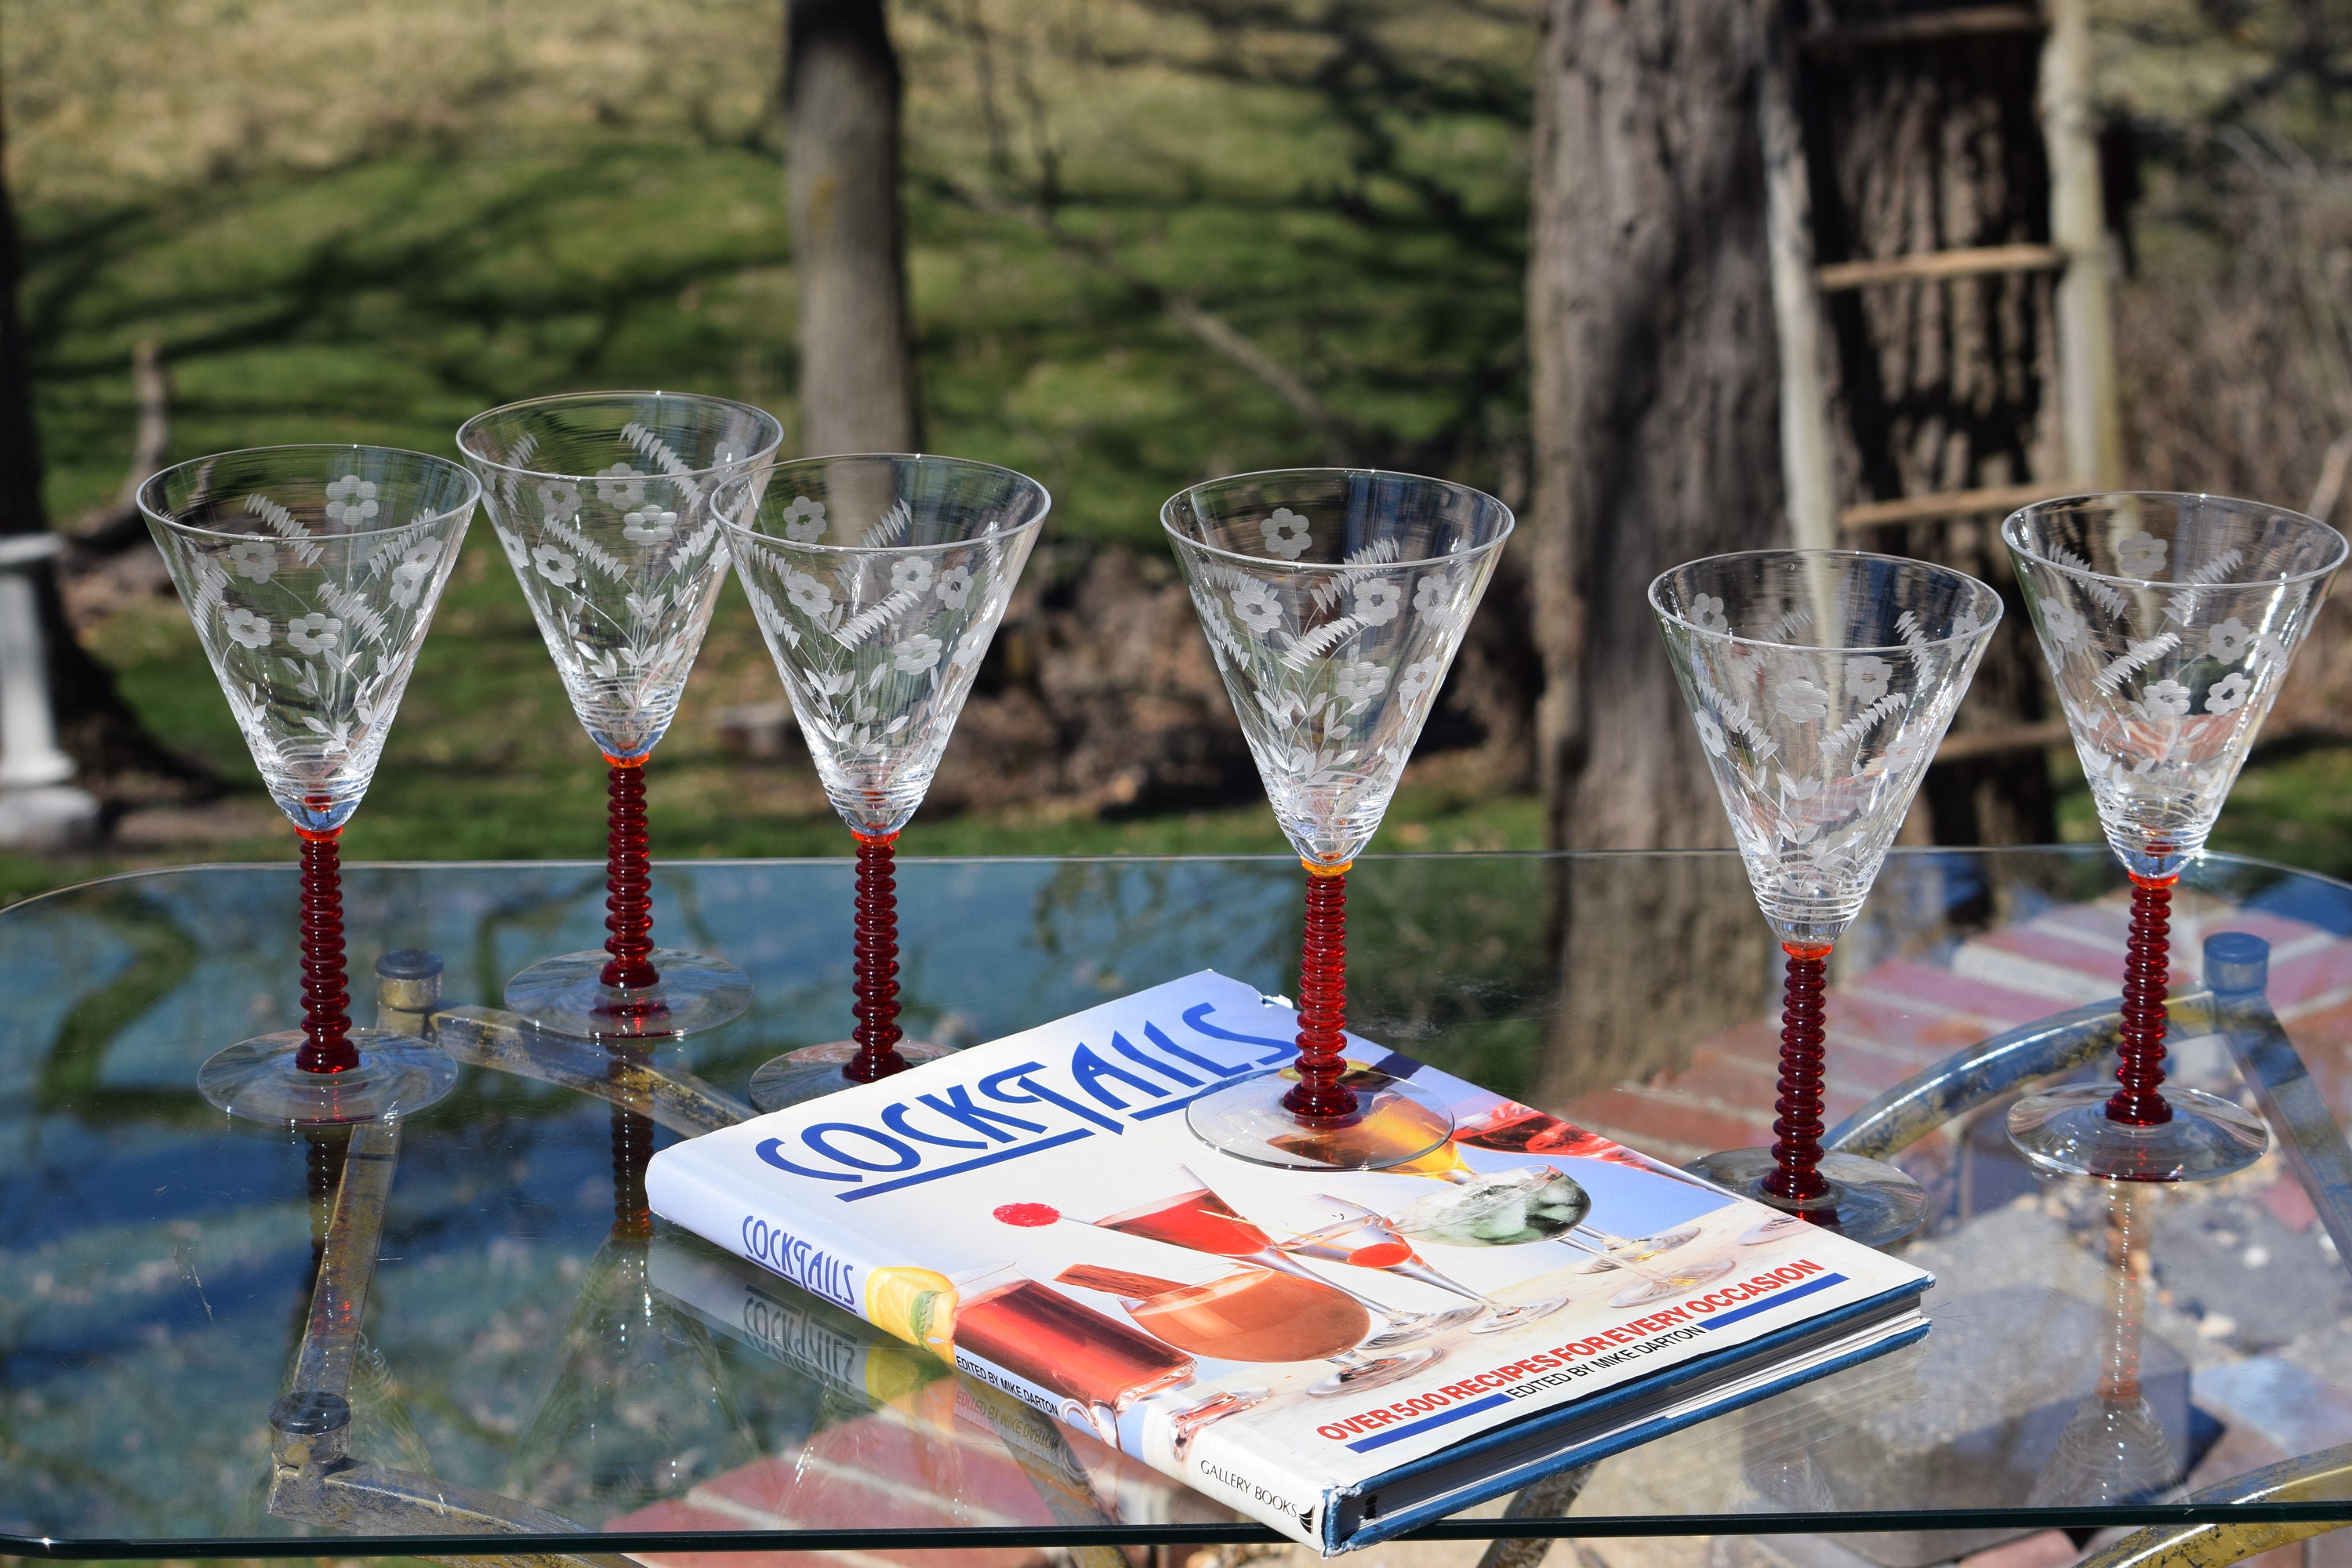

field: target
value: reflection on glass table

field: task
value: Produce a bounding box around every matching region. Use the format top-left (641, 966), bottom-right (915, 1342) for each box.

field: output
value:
top-left (2, 848), bottom-right (2350, 1560)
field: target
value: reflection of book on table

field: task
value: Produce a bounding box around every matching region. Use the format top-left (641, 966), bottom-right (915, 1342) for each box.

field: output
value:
top-left (648, 971), bottom-right (1934, 1555)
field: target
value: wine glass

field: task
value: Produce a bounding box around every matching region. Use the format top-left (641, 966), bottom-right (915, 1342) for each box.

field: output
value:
top-left (2002, 494), bottom-right (2344, 1181)
top-left (457, 391), bottom-right (784, 1041)
top-left (1163, 470), bottom-right (1513, 1170)
top-left (722, 456), bottom-right (1049, 1110)
top-left (1651, 550), bottom-right (2001, 1245)
top-left (993, 1181), bottom-right (1481, 1345)
top-left (1055, 1261), bottom-right (1441, 1399)
top-left (1281, 1195), bottom-right (1571, 1334)
top-left (140, 445), bottom-right (478, 1124)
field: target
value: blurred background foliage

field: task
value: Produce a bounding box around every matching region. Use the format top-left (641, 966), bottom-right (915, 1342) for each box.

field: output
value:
top-left (8, 0), bottom-right (2352, 901)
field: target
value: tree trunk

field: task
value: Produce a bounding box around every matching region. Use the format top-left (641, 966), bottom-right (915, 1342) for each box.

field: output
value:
top-left (1527, 0), bottom-right (1786, 854)
top-left (786, 0), bottom-right (919, 457)
top-left (1802, 8), bottom-right (2060, 844)
top-left (0, 69), bottom-right (205, 796)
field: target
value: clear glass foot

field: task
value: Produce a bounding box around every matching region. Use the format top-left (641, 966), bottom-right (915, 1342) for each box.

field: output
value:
top-left (1307, 1344), bottom-right (1443, 1398)
top-left (1578, 1224), bottom-right (1702, 1272)
top-left (198, 1028), bottom-right (458, 1125)
top-left (1361, 1303), bottom-right (1485, 1348)
top-left (1186, 1067), bottom-right (1454, 1171)
top-left (503, 948), bottom-right (750, 1040)
top-left (1685, 1148), bottom-right (1929, 1249)
top-left (1599, 1254), bottom-right (1737, 1308)
top-left (1467, 1296), bottom-right (1572, 1333)
top-left (2006, 1083), bottom-right (2267, 1182)
top-left (747, 1039), bottom-right (956, 1112)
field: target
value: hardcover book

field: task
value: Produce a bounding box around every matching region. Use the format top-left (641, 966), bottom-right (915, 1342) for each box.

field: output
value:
top-left (645, 971), bottom-right (1933, 1553)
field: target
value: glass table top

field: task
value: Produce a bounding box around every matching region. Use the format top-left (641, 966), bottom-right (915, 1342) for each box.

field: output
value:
top-left (2, 846), bottom-right (2350, 1559)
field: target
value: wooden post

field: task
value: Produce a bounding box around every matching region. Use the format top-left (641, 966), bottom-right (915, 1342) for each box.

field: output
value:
top-left (2042, 0), bottom-right (2123, 489)
top-left (1762, 4), bottom-right (1839, 552)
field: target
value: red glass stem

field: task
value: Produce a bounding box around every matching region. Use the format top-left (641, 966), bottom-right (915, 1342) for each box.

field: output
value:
top-left (1283, 866), bottom-right (1357, 1121)
top-left (2108, 872), bottom-right (2176, 1127)
top-left (848, 830), bottom-right (907, 1082)
top-left (599, 758), bottom-right (661, 990)
top-left (296, 828), bottom-right (358, 1075)
top-left (1762, 942), bottom-right (1831, 1204)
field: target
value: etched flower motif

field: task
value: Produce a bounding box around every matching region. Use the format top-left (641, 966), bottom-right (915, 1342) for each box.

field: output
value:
top-left (2116, 531), bottom-right (2169, 579)
top-left (389, 545), bottom-right (439, 608)
top-left (1354, 579), bottom-right (1402, 626)
top-left (2042, 600), bottom-right (2091, 651)
top-left (2207, 617), bottom-right (2251, 663)
top-left (222, 605), bottom-right (271, 649)
top-left (1261, 508), bottom-right (1311, 561)
top-left (891, 556), bottom-right (935, 595)
top-left (1690, 593), bottom-right (1730, 634)
top-left (781, 495), bottom-right (828, 543)
top-left (1950, 609), bottom-right (1984, 639)
top-left (2203, 670), bottom-right (2251, 714)
top-left (952, 634), bottom-right (989, 670)
top-left (228, 540), bottom-right (279, 583)
top-left (594, 464), bottom-right (645, 507)
top-left (936, 564), bottom-right (973, 608)
top-left (1396, 655), bottom-right (1443, 703)
top-left (894, 633), bottom-right (943, 673)
top-left (324, 475), bottom-right (379, 527)
top-left (2247, 630), bottom-right (2293, 671)
top-left (2140, 677), bottom-right (2193, 719)
top-left (1880, 733), bottom-right (1926, 774)
top-left (533, 543), bottom-right (578, 585)
top-left (1413, 574), bottom-right (1459, 625)
top-left (783, 568), bottom-right (833, 616)
top-left (812, 670), bottom-right (858, 698)
top-left (536, 480), bottom-right (582, 519)
top-left (1847, 656), bottom-right (1892, 701)
top-left (623, 504), bottom-right (677, 545)
top-left (1694, 708), bottom-right (1728, 757)
top-left (1773, 677), bottom-right (1831, 722)
top-left (286, 613), bottom-right (342, 655)
top-left (1334, 660), bottom-right (1389, 708)
top-left (495, 527), bottom-right (531, 572)
top-left (1231, 581), bottom-right (1281, 634)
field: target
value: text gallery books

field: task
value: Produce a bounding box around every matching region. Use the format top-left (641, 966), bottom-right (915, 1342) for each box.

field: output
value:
top-left (646, 971), bottom-right (1931, 1554)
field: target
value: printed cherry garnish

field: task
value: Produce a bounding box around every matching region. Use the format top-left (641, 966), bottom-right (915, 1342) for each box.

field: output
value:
top-left (1347, 1241), bottom-right (1412, 1269)
top-left (993, 1202), bottom-right (1062, 1227)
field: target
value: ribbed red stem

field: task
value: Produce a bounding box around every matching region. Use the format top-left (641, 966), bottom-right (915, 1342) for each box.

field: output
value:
top-left (1763, 942), bottom-right (1831, 1203)
top-left (847, 830), bottom-right (906, 1082)
top-left (2107, 873), bottom-right (2176, 1127)
top-left (598, 758), bottom-right (661, 992)
top-left (1283, 866), bottom-right (1357, 1120)
top-left (295, 828), bottom-right (357, 1074)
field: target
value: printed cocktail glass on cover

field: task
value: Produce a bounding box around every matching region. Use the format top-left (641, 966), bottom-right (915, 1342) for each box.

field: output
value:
top-left (645, 971), bottom-right (1935, 1555)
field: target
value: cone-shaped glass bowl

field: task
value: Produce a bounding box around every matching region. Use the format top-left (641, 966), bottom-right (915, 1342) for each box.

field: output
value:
top-left (724, 454), bottom-right (1049, 1110)
top-left (2003, 493), bottom-right (2345, 1181)
top-left (1163, 469), bottom-right (1512, 1170)
top-left (458, 391), bottom-right (783, 1041)
top-left (140, 445), bottom-right (479, 1123)
top-left (1653, 550), bottom-right (2000, 1243)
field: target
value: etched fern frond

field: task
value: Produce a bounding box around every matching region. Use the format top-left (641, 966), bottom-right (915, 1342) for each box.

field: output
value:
top-left (318, 579), bottom-right (391, 648)
top-left (1817, 693), bottom-right (1904, 765)
top-left (859, 499), bottom-right (913, 548)
top-left (1896, 609), bottom-right (1933, 672)
top-left (836, 587), bottom-right (922, 649)
top-left (2094, 632), bottom-right (2180, 693)
top-left (543, 517), bottom-right (631, 583)
top-left (2049, 546), bottom-right (2127, 615)
top-left (619, 420), bottom-right (702, 504)
top-left (1281, 615), bottom-right (1363, 670)
top-left (1761, 607), bottom-right (1813, 644)
top-left (1344, 539), bottom-right (1399, 567)
top-left (244, 493), bottom-right (323, 565)
top-left (2164, 547), bottom-right (2246, 626)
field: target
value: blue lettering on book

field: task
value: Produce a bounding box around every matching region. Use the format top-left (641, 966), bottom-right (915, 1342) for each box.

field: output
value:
top-left (742, 1214), bottom-right (858, 1308)
top-left (742, 1000), bottom-right (1356, 1201)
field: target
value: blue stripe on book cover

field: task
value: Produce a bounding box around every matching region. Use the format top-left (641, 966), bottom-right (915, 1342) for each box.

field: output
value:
top-left (1331, 1279), bottom-right (1932, 1553)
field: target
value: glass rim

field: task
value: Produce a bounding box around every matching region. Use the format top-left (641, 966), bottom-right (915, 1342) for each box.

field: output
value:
top-left (454, 389), bottom-right (786, 484)
top-left (1646, 547), bottom-right (2004, 654)
top-left (1157, 466), bottom-right (1515, 572)
top-left (137, 443), bottom-right (482, 543)
top-left (2003, 490), bottom-right (2350, 590)
top-left (716, 451), bottom-right (1051, 556)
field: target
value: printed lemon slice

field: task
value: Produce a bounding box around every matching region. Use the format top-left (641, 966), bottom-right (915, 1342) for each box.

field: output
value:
top-left (866, 1265), bottom-right (956, 1359)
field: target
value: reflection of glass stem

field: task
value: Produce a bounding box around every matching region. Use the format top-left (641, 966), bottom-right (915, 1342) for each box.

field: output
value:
top-left (2100, 1183), bottom-right (2145, 1400)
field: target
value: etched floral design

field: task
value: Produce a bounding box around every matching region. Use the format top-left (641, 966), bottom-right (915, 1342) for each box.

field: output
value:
top-left (2206, 671), bottom-right (2251, 714)
top-left (533, 544), bottom-right (578, 585)
top-left (1397, 655), bottom-right (1443, 703)
top-left (2138, 677), bottom-right (2193, 720)
top-left (286, 613), bottom-right (343, 656)
top-left (2042, 600), bottom-right (2091, 650)
top-left (936, 564), bottom-right (973, 608)
top-left (1694, 708), bottom-right (1728, 757)
top-left (891, 557), bottom-right (935, 595)
top-left (1261, 508), bottom-right (1311, 560)
top-left (1354, 579), bottom-right (1402, 626)
top-left (594, 464), bottom-right (645, 507)
top-left (1847, 656), bottom-right (1892, 701)
top-left (495, 527), bottom-right (531, 572)
top-left (324, 475), bottom-right (379, 527)
top-left (388, 545), bottom-right (439, 608)
top-left (2207, 618), bottom-right (2250, 663)
top-left (784, 568), bottom-right (833, 616)
top-left (223, 605), bottom-right (272, 649)
top-left (229, 541), bottom-right (279, 583)
top-left (1334, 659), bottom-right (1388, 712)
top-left (622, 504), bottom-right (677, 545)
top-left (537, 480), bottom-right (583, 519)
top-left (1690, 593), bottom-right (1730, 634)
top-left (1773, 678), bottom-right (1831, 722)
top-left (1231, 581), bottom-right (1281, 633)
top-left (781, 495), bottom-right (827, 543)
top-left (2116, 531), bottom-right (2169, 579)
top-left (892, 633), bottom-right (943, 674)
